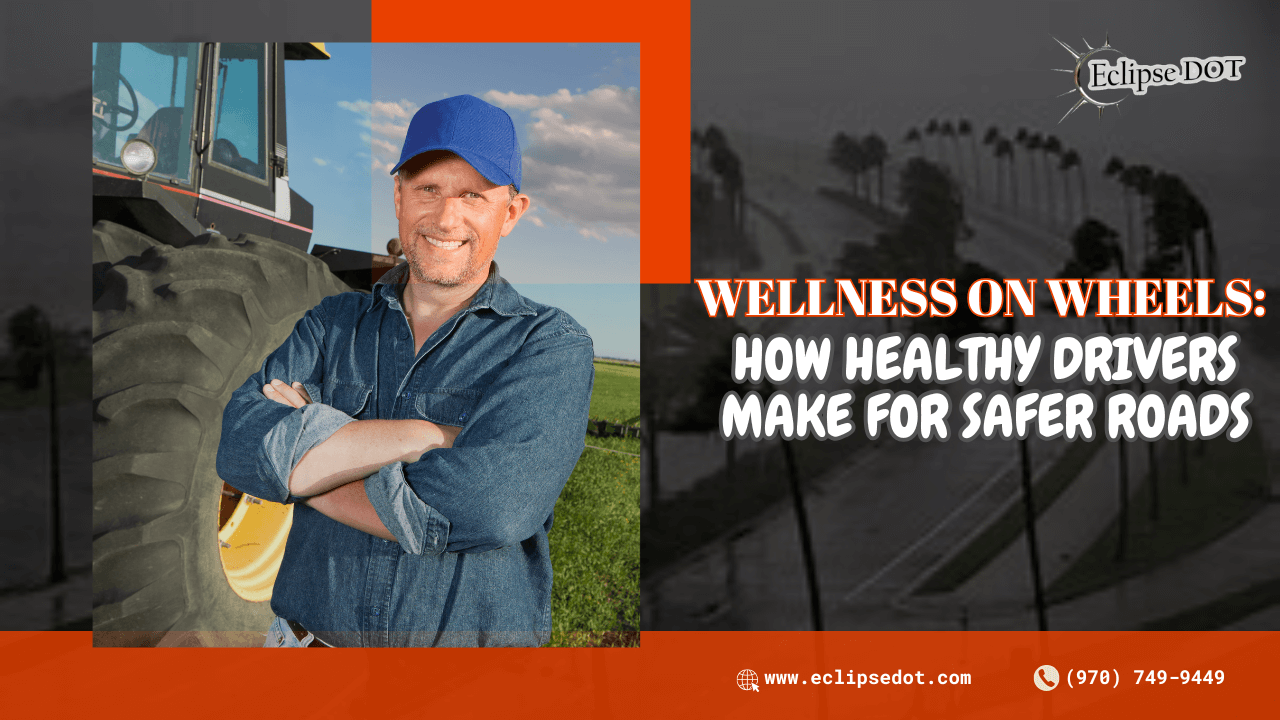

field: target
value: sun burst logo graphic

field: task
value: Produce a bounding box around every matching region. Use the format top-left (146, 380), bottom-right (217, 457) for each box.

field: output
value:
top-left (1052, 34), bottom-right (1125, 123)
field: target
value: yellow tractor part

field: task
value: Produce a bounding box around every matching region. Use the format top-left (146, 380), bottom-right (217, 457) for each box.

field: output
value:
top-left (284, 42), bottom-right (330, 60)
top-left (217, 486), bottom-right (293, 602)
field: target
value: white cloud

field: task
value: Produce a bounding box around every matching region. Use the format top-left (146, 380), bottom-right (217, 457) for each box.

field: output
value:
top-left (485, 86), bottom-right (640, 240)
top-left (364, 100), bottom-right (418, 172)
top-left (313, 157), bottom-right (329, 166)
top-left (527, 215), bottom-right (545, 227)
top-left (371, 120), bottom-right (409, 142)
top-left (372, 100), bottom-right (416, 120)
top-left (364, 87), bottom-right (639, 241)
top-left (338, 99), bottom-right (373, 128)
top-left (370, 137), bottom-right (399, 156)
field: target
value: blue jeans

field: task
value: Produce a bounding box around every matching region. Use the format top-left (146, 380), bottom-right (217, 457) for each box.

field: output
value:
top-left (264, 615), bottom-right (324, 647)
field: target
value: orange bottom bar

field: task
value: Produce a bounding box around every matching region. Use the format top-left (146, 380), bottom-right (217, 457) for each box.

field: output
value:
top-left (3, 631), bottom-right (1272, 717)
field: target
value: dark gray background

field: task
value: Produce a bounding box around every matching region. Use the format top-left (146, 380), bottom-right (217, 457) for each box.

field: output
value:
top-left (643, 0), bottom-right (1280, 632)
top-left (691, 0), bottom-right (1278, 287)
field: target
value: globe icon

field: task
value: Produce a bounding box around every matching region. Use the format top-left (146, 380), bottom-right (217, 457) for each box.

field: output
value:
top-left (737, 669), bottom-right (759, 691)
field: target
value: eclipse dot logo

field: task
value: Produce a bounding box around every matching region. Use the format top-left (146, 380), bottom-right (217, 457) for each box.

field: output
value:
top-left (1034, 664), bottom-right (1059, 691)
top-left (737, 669), bottom-right (759, 692)
top-left (1053, 33), bottom-right (1245, 123)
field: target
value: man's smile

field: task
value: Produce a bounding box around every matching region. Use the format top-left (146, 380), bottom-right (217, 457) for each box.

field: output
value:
top-left (421, 233), bottom-right (468, 250)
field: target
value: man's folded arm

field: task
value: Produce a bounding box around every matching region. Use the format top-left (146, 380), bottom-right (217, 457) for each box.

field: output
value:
top-left (364, 327), bottom-right (595, 555)
top-left (217, 302), bottom-right (335, 503)
top-left (286, 417), bottom-right (455, 497)
top-left (304, 480), bottom-right (396, 542)
top-left (216, 296), bottom-right (453, 504)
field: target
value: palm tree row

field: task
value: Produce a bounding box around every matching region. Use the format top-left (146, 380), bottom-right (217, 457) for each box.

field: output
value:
top-left (679, 128), bottom-right (826, 631)
top-left (1049, 151), bottom-right (1219, 559)
top-left (827, 131), bottom-right (889, 208)
top-left (902, 120), bottom-right (1092, 232)
top-left (903, 118), bottom-right (1224, 594)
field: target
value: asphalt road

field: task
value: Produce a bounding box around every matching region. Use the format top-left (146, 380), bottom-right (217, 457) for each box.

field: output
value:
top-left (653, 150), bottom-right (1280, 630)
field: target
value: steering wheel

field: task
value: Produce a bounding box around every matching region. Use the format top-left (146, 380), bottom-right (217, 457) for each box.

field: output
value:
top-left (92, 66), bottom-right (139, 132)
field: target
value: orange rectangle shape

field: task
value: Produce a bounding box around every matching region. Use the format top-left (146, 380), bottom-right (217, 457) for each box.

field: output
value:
top-left (11, 631), bottom-right (1277, 717)
top-left (372, 0), bottom-right (691, 284)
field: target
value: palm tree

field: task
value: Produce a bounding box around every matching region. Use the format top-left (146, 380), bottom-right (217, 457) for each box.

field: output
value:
top-left (781, 438), bottom-right (824, 630)
top-left (958, 119), bottom-right (979, 200)
top-left (1042, 135), bottom-right (1064, 227)
top-left (1106, 157), bottom-right (1174, 518)
top-left (704, 125), bottom-right (745, 236)
top-left (1105, 157), bottom-right (1170, 519)
top-left (1150, 172), bottom-right (1214, 316)
top-left (7, 306), bottom-right (65, 584)
top-left (828, 132), bottom-right (865, 198)
top-left (861, 133), bottom-right (889, 208)
top-left (982, 126), bottom-right (1001, 206)
top-left (1022, 132), bottom-right (1044, 222)
top-left (1147, 171), bottom-right (1209, 488)
top-left (1013, 128), bottom-right (1034, 211)
top-left (1103, 156), bottom-right (1136, 265)
top-left (1067, 149), bottom-right (1088, 218)
top-left (925, 118), bottom-right (940, 162)
top-left (940, 120), bottom-right (960, 179)
top-left (702, 124), bottom-right (727, 154)
top-left (1127, 164), bottom-right (1155, 255)
top-left (1184, 187), bottom-right (1220, 333)
top-left (691, 128), bottom-right (708, 178)
top-left (1058, 148), bottom-right (1082, 226)
top-left (1031, 133), bottom-right (1053, 225)
top-left (1058, 219), bottom-right (1135, 558)
top-left (994, 137), bottom-right (1017, 212)
top-left (889, 157), bottom-right (966, 280)
top-left (903, 127), bottom-right (923, 158)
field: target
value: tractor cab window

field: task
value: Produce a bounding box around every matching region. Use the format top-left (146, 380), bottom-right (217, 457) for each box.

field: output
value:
top-left (210, 44), bottom-right (268, 182)
top-left (92, 43), bottom-right (200, 183)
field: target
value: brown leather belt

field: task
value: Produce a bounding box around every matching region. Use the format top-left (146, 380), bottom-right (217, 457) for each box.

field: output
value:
top-left (286, 618), bottom-right (331, 648)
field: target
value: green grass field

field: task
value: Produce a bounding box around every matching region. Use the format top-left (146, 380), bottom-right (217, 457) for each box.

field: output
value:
top-left (546, 360), bottom-right (641, 647)
top-left (589, 361), bottom-right (640, 425)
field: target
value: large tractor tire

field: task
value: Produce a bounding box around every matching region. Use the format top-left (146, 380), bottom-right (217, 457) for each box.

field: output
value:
top-left (92, 220), bottom-right (350, 646)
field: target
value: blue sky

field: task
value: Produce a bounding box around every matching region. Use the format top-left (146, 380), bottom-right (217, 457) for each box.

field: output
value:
top-left (286, 43), bottom-right (639, 360)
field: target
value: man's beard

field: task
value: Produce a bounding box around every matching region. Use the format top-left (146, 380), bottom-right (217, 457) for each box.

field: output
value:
top-left (403, 225), bottom-right (484, 288)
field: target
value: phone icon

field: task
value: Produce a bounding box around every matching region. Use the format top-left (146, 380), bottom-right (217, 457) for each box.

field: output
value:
top-left (1034, 665), bottom-right (1060, 692)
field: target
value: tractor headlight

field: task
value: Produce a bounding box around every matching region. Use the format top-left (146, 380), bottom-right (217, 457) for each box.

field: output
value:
top-left (120, 139), bottom-right (158, 176)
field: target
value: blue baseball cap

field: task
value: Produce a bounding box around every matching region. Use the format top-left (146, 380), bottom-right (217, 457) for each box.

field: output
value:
top-left (390, 94), bottom-right (522, 191)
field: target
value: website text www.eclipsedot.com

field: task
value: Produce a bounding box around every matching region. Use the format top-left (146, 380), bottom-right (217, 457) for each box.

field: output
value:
top-left (736, 669), bottom-right (973, 691)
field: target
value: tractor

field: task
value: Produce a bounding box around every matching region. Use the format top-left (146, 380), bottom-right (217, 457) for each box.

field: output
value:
top-left (92, 42), bottom-right (392, 646)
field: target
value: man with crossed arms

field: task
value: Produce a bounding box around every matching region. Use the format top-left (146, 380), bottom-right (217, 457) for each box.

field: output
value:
top-left (217, 95), bottom-right (594, 647)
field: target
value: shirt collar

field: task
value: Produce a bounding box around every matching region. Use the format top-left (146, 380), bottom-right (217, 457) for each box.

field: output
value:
top-left (372, 261), bottom-right (535, 317)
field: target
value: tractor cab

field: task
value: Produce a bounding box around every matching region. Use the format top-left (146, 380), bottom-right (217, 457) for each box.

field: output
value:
top-left (92, 42), bottom-right (327, 251)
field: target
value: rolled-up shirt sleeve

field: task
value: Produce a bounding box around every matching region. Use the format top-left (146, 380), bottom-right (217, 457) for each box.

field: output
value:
top-left (364, 462), bottom-right (452, 554)
top-left (217, 298), bottom-right (354, 504)
top-left (257, 402), bottom-right (358, 502)
top-left (365, 318), bottom-right (595, 554)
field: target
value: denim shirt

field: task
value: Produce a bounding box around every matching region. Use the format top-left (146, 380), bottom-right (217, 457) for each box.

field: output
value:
top-left (216, 261), bottom-right (594, 647)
